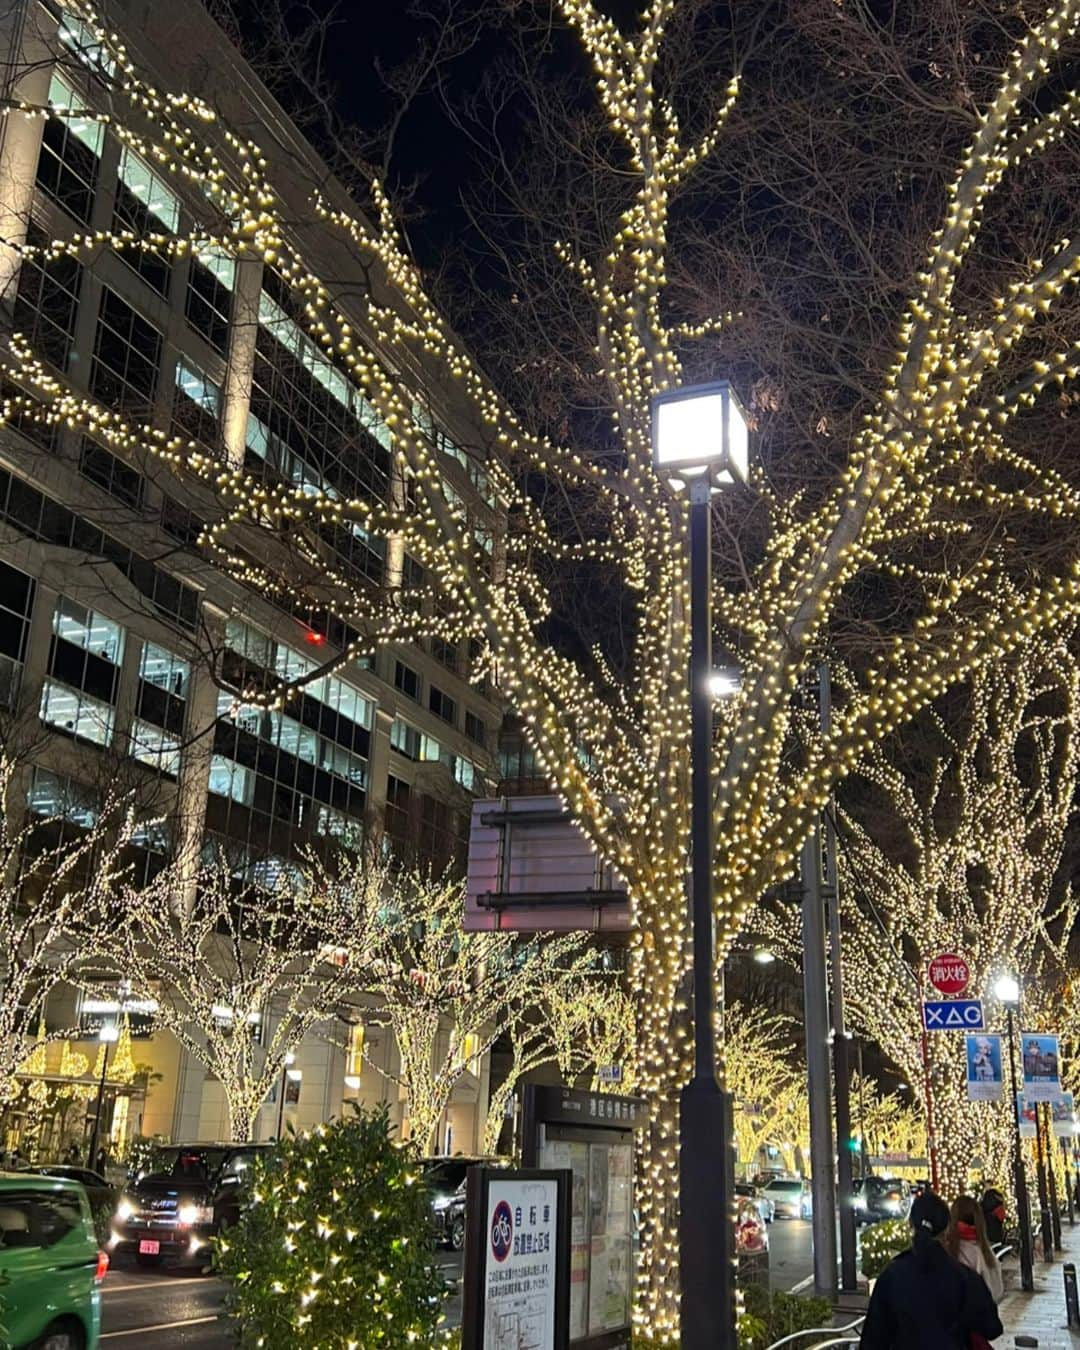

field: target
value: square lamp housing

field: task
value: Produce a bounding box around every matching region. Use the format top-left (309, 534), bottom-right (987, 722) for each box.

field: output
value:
top-left (651, 380), bottom-right (749, 490)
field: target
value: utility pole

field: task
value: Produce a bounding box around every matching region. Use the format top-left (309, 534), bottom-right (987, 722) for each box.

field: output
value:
top-left (802, 822), bottom-right (837, 1297)
top-left (819, 665), bottom-right (856, 1292)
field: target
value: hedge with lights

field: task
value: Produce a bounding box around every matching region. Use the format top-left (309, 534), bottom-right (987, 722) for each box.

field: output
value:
top-left (215, 1105), bottom-right (448, 1347)
top-left (860, 1219), bottom-right (913, 1280)
top-left (9, 1), bottom-right (1080, 1334)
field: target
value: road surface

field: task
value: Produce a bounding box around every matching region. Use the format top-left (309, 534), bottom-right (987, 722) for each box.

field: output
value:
top-left (100, 1249), bottom-right (464, 1345)
top-left (100, 1226), bottom-right (816, 1341)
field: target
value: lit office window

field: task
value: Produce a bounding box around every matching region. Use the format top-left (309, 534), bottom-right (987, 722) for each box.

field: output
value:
top-left (36, 71), bottom-right (103, 222)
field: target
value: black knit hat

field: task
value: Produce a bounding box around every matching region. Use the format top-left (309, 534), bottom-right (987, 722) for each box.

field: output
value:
top-left (910, 1190), bottom-right (949, 1236)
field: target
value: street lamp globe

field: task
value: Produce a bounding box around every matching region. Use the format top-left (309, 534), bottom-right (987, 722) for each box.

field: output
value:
top-left (651, 380), bottom-right (750, 492)
top-left (98, 1024), bottom-right (119, 1044)
top-left (994, 974), bottom-right (1021, 1007)
top-left (708, 667), bottom-right (741, 700)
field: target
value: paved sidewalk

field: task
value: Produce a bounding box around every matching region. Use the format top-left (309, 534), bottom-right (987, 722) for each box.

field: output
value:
top-left (998, 1220), bottom-right (1080, 1348)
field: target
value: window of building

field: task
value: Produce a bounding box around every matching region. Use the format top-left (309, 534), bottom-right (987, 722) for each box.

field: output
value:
top-left (173, 360), bottom-right (220, 450)
top-left (36, 71), bottom-right (103, 223)
top-left (0, 470), bottom-right (198, 631)
top-left (464, 710), bottom-right (486, 747)
top-left (137, 642), bottom-right (189, 736)
top-left (79, 440), bottom-right (143, 508)
top-left (429, 684), bottom-right (456, 726)
top-left (40, 677), bottom-right (115, 745)
top-left (402, 554), bottom-right (426, 591)
top-left (113, 146), bottom-right (179, 295)
top-left (185, 251), bottom-right (234, 354)
top-left (346, 1023), bottom-right (365, 1078)
top-left (130, 718), bottom-right (181, 776)
top-left (26, 766), bottom-right (99, 827)
top-left (389, 718), bottom-right (420, 761)
top-left (160, 495), bottom-right (204, 547)
top-left (431, 638), bottom-right (458, 672)
top-left (453, 756), bottom-right (477, 792)
top-left (57, 10), bottom-right (116, 78)
top-left (13, 223), bottom-right (82, 370)
top-left (43, 596), bottom-right (123, 746)
top-left (0, 562), bottom-right (34, 709)
top-left (208, 754), bottom-right (253, 804)
top-left (394, 661), bottom-right (420, 702)
top-left (129, 817), bottom-right (171, 885)
top-left (90, 289), bottom-right (161, 415)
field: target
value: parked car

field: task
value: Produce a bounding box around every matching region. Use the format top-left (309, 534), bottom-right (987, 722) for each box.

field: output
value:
top-left (735, 1181), bottom-right (774, 1224)
top-left (855, 1176), bottom-right (911, 1223)
top-left (26, 1165), bottom-right (116, 1213)
top-left (735, 1195), bottom-right (769, 1282)
top-left (422, 1156), bottom-right (501, 1248)
top-left (110, 1142), bottom-right (270, 1267)
top-left (0, 1171), bottom-right (108, 1349)
top-left (762, 1177), bottom-right (812, 1219)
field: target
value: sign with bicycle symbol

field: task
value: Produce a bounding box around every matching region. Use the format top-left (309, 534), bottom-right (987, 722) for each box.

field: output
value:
top-left (461, 1167), bottom-right (571, 1350)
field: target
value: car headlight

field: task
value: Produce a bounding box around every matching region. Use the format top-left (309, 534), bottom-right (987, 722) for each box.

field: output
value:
top-left (432, 1195), bottom-right (453, 1212)
top-left (177, 1202), bottom-right (212, 1225)
top-left (115, 1198), bottom-right (135, 1222)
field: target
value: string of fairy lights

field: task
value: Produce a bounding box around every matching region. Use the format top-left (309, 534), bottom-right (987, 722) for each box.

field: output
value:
top-left (3, 0), bottom-right (1080, 1334)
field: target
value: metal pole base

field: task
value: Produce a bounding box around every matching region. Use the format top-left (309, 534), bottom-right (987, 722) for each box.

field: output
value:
top-left (680, 1079), bottom-right (736, 1350)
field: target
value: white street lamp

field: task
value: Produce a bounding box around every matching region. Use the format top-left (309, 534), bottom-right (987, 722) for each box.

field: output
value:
top-left (708, 667), bottom-right (741, 700)
top-left (651, 380), bottom-right (750, 492)
top-left (751, 948), bottom-right (776, 966)
top-left (651, 378), bottom-right (750, 1349)
top-left (994, 974), bottom-right (1021, 1007)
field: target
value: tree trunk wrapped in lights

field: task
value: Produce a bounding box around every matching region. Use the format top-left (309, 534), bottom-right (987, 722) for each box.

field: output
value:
top-left (7, 2), bottom-right (1080, 1332)
top-left (0, 755), bottom-right (141, 1100)
top-left (100, 852), bottom-right (382, 1142)
top-left (761, 636), bottom-right (1080, 1200)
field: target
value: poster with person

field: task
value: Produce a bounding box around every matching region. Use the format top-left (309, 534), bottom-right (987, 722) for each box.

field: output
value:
top-left (966, 1035), bottom-right (1004, 1102)
top-left (1021, 1033), bottom-right (1062, 1102)
top-left (1051, 1093), bottom-right (1076, 1138)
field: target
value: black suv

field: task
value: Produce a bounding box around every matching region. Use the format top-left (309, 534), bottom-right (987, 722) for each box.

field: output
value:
top-left (111, 1142), bottom-right (269, 1266)
top-left (422, 1157), bottom-right (502, 1249)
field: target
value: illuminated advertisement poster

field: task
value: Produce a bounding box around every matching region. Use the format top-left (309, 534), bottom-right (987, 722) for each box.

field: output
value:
top-left (1022, 1033), bottom-right (1062, 1103)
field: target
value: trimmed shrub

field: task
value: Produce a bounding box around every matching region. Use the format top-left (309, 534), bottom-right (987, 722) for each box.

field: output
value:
top-left (860, 1217), bottom-right (912, 1279)
top-left (215, 1104), bottom-right (448, 1347)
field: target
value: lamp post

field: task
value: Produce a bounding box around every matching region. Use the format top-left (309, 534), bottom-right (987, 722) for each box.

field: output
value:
top-left (995, 974), bottom-right (1034, 1292)
top-left (652, 379), bottom-right (749, 1350)
top-left (87, 1023), bottom-right (119, 1169)
top-left (275, 1052), bottom-right (298, 1140)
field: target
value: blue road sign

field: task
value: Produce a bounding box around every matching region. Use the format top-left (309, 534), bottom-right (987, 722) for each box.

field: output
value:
top-left (923, 998), bottom-right (985, 1031)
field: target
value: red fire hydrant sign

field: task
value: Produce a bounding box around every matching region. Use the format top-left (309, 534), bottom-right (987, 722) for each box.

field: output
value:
top-left (928, 953), bottom-right (970, 996)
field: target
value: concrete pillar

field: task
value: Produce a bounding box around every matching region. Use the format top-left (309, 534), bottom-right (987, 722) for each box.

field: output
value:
top-left (0, 4), bottom-right (54, 309)
top-left (172, 617), bottom-right (220, 915)
top-left (219, 255), bottom-right (261, 469)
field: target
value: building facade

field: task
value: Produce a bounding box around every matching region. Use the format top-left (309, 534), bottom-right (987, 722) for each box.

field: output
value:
top-left (0, 0), bottom-right (500, 1154)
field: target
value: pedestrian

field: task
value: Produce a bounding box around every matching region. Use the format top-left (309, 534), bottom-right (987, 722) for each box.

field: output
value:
top-left (943, 1194), bottom-right (1004, 1303)
top-left (65, 1142), bottom-right (80, 1165)
top-left (979, 1184), bottom-right (1006, 1247)
top-left (95, 1147), bottom-right (109, 1176)
top-left (859, 1190), bottom-right (1003, 1349)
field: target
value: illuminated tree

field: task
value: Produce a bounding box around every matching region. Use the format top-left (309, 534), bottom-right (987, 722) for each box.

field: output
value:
top-left (8, 3), bottom-right (1080, 1331)
top-left (481, 977), bottom-right (636, 1155)
top-left (336, 858), bottom-right (590, 1153)
top-left (849, 1074), bottom-right (928, 1170)
top-left (761, 636), bottom-right (1080, 1199)
top-left (100, 855), bottom-right (378, 1141)
top-left (724, 1002), bottom-right (806, 1174)
top-left (0, 754), bottom-right (140, 1101)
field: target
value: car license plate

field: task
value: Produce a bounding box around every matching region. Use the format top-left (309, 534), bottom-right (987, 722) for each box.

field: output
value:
top-left (138, 1240), bottom-right (160, 1255)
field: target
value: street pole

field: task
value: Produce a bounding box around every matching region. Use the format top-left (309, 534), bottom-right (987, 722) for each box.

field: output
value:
top-left (1005, 1005), bottom-right (1035, 1291)
top-left (87, 1043), bottom-right (111, 1169)
top-left (276, 1060), bottom-right (289, 1140)
top-left (1061, 1137), bottom-right (1074, 1226)
top-left (820, 667), bottom-right (856, 1294)
top-left (919, 1028), bottom-right (940, 1192)
top-left (678, 476), bottom-right (735, 1350)
top-left (1039, 1104), bottom-right (1062, 1252)
top-left (802, 825), bottom-right (838, 1298)
top-left (856, 1040), bottom-right (869, 1180)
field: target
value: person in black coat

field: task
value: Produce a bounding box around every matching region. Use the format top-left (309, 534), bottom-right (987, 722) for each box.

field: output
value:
top-left (860, 1191), bottom-right (1003, 1350)
top-left (980, 1186), bottom-right (1006, 1247)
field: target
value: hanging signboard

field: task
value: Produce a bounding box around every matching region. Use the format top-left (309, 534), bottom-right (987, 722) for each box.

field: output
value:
top-left (1017, 1094), bottom-right (1037, 1139)
top-left (923, 999), bottom-right (984, 1031)
top-left (928, 954), bottom-right (970, 997)
top-left (461, 1166), bottom-right (571, 1350)
top-left (1051, 1094), bottom-right (1076, 1138)
top-left (966, 1034), bottom-right (1004, 1102)
top-left (1021, 1032), bottom-right (1062, 1102)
